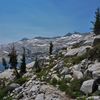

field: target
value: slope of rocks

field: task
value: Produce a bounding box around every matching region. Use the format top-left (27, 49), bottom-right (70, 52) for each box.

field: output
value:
top-left (0, 33), bottom-right (100, 100)
top-left (9, 75), bottom-right (69, 100)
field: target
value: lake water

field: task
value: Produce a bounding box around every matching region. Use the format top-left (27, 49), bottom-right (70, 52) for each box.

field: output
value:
top-left (0, 64), bottom-right (4, 72)
top-left (0, 59), bottom-right (33, 72)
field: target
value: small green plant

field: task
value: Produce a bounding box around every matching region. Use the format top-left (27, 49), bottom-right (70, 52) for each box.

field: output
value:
top-left (0, 87), bottom-right (8, 100)
top-left (93, 90), bottom-right (100, 96)
top-left (14, 77), bottom-right (28, 85)
top-left (4, 95), bottom-right (13, 100)
top-left (64, 53), bottom-right (87, 67)
top-left (58, 79), bottom-right (68, 91)
top-left (67, 79), bottom-right (83, 98)
top-left (50, 78), bottom-right (58, 86)
top-left (72, 54), bottom-right (87, 64)
top-left (36, 68), bottom-right (47, 80)
top-left (88, 44), bottom-right (100, 61)
top-left (77, 96), bottom-right (87, 100)
top-left (88, 98), bottom-right (94, 100)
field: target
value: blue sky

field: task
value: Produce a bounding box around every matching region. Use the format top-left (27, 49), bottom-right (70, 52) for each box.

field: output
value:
top-left (0, 0), bottom-right (99, 44)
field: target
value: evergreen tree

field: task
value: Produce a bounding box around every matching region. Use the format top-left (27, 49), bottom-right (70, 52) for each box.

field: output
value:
top-left (34, 57), bottom-right (41, 73)
top-left (2, 58), bottom-right (8, 69)
top-left (93, 8), bottom-right (100, 35)
top-left (8, 44), bottom-right (20, 79)
top-left (20, 47), bottom-right (26, 74)
top-left (49, 42), bottom-right (53, 55)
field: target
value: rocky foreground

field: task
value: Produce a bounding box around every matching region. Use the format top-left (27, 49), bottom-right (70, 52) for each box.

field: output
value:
top-left (0, 66), bottom-right (71, 100)
top-left (9, 76), bottom-right (68, 100)
top-left (0, 33), bottom-right (100, 100)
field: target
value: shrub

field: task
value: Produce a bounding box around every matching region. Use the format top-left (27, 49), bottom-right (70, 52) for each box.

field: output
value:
top-left (4, 96), bottom-right (13, 100)
top-left (50, 78), bottom-right (58, 86)
top-left (0, 77), bottom-right (28, 99)
top-left (59, 82), bottom-right (68, 91)
top-left (93, 38), bottom-right (100, 46)
top-left (58, 79), bottom-right (83, 98)
top-left (0, 87), bottom-right (8, 100)
top-left (14, 77), bottom-right (28, 85)
top-left (72, 54), bottom-right (87, 64)
top-left (77, 96), bottom-right (87, 100)
top-left (36, 69), bottom-right (46, 80)
top-left (58, 79), bottom-right (68, 91)
top-left (65, 79), bottom-right (83, 98)
top-left (64, 53), bottom-right (87, 67)
top-left (88, 44), bottom-right (100, 61)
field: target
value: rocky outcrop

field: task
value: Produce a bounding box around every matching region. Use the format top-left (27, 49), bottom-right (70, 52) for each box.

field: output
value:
top-left (80, 78), bottom-right (100, 95)
top-left (65, 46), bottom-right (91, 57)
top-left (0, 69), bottom-right (14, 80)
top-left (72, 69), bottom-right (83, 79)
top-left (80, 79), bottom-right (94, 94)
top-left (7, 83), bottom-right (20, 92)
top-left (1, 33), bottom-right (100, 99)
top-left (87, 63), bottom-right (100, 78)
top-left (10, 75), bottom-right (69, 100)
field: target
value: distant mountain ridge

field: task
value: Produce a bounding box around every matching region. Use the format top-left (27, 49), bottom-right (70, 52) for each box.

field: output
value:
top-left (34, 36), bottom-right (61, 39)
top-left (0, 32), bottom-right (93, 62)
top-left (64, 32), bottom-right (90, 37)
top-left (21, 32), bottom-right (89, 41)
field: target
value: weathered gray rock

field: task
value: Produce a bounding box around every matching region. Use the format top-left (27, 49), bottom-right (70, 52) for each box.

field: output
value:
top-left (51, 74), bottom-right (60, 80)
top-left (72, 65), bottom-right (80, 71)
top-left (30, 84), bottom-right (40, 93)
top-left (64, 74), bottom-right (72, 79)
top-left (53, 61), bottom-right (64, 71)
top-left (82, 33), bottom-right (94, 45)
top-left (87, 63), bottom-right (100, 78)
top-left (87, 96), bottom-right (100, 100)
top-left (15, 91), bottom-right (23, 100)
top-left (65, 48), bottom-right (79, 57)
top-left (25, 80), bottom-right (33, 87)
top-left (77, 46), bottom-right (91, 56)
top-left (72, 59), bottom-right (91, 74)
top-left (65, 46), bottom-right (91, 57)
top-left (80, 79), bottom-right (94, 94)
top-left (7, 83), bottom-right (20, 92)
top-left (72, 69), bottom-right (83, 79)
top-left (93, 70), bottom-right (100, 79)
top-left (0, 69), bottom-right (14, 80)
top-left (14, 86), bottom-right (23, 93)
top-left (60, 67), bottom-right (68, 75)
top-left (88, 63), bottom-right (100, 72)
top-left (10, 78), bottom-right (68, 100)
top-left (35, 93), bottom-right (44, 100)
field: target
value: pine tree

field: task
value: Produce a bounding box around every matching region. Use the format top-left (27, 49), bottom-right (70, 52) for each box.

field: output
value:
top-left (93, 8), bottom-right (100, 35)
top-left (49, 42), bottom-right (53, 55)
top-left (34, 57), bottom-right (41, 73)
top-left (2, 58), bottom-right (8, 69)
top-left (8, 44), bottom-right (20, 79)
top-left (20, 47), bottom-right (26, 74)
